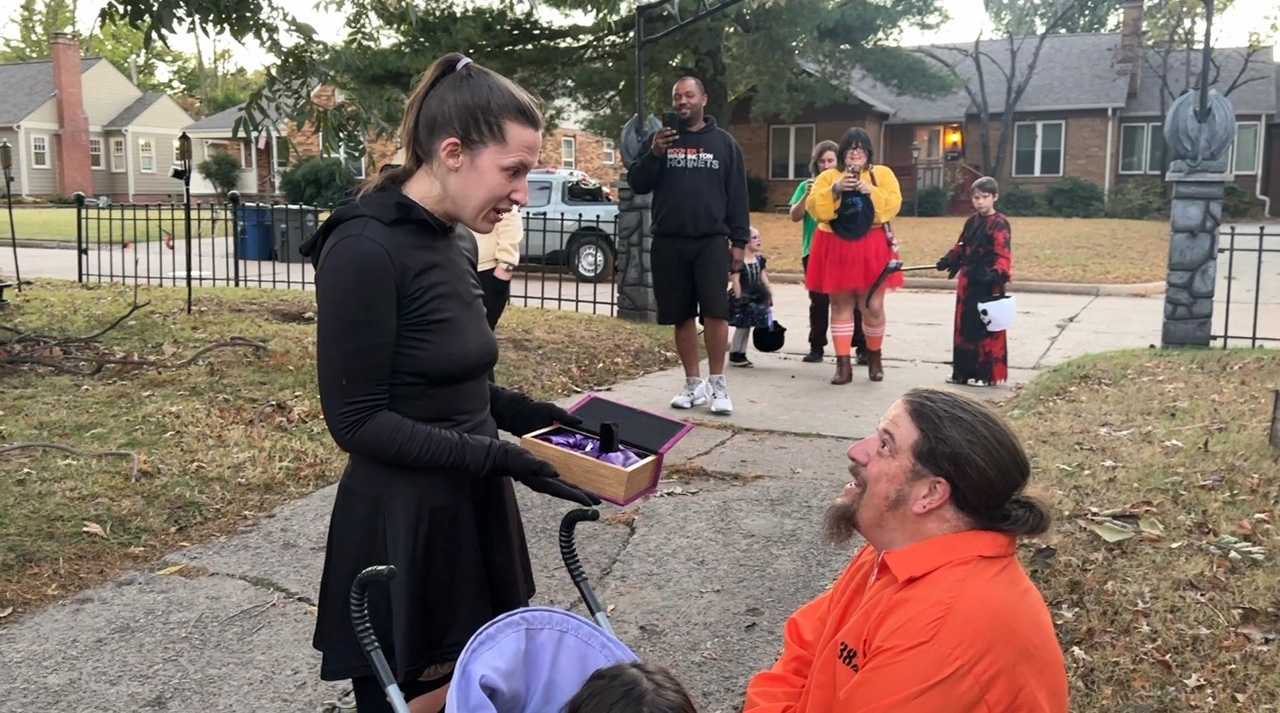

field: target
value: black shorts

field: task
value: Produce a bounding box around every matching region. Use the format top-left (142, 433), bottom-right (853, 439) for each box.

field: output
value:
top-left (651, 235), bottom-right (731, 325)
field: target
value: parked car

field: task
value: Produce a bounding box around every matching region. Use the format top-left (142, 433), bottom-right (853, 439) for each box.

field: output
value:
top-left (520, 170), bottom-right (619, 283)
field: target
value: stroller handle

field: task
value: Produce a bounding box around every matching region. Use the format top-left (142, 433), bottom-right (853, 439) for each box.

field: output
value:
top-left (559, 508), bottom-right (615, 635)
top-left (349, 565), bottom-right (412, 713)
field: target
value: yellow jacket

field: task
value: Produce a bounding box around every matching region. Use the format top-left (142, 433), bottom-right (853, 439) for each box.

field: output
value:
top-left (805, 164), bottom-right (902, 233)
top-left (473, 207), bottom-right (523, 272)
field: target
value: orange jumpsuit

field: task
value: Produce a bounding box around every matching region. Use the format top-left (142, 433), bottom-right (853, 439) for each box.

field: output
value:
top-left (743, 530), bottom-right (1068, 713)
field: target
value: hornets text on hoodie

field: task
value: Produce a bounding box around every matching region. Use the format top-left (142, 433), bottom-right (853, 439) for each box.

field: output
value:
top-left (627, 116), bottom-right (751, 248)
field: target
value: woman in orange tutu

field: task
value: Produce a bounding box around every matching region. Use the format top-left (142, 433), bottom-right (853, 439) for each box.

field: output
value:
top-left (805, 127), bottom-right (902, 384)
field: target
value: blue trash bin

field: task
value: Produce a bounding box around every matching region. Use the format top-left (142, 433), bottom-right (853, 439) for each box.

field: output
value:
top-left (235, 203), bottom-right (274, 260)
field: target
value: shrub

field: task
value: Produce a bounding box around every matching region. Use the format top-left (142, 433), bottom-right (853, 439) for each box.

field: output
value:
top-left (746, 174), bottom-right (769, 212)
top-left (1223, 183), bottom-right (1258, 220)
top-left (998, 186), bottom-right (1041, 216)
top-left (1105, 177), bottom-right (1167, 220)
top-left (1044, 176), bottom-right (1105, 218)
top-left (196, 151), bottom-right (242, 198)
top-left (279, 157), bottom-right (359, 208)
top-left (916, 185), bottom-right (949, 217)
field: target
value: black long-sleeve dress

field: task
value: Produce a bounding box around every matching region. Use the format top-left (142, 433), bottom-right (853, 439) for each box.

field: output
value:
top-left (942, 212), bottom-right (1013, 385)
top-left (300, 186), bottom-right (539, 685)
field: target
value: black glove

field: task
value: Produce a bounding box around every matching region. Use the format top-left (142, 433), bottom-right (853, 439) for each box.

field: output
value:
top-left (509, 401), bottom-right (583, 437)
top-left (491, 385), bottom-right (583, 437)
top-left (935, 256), bottom-right (952, 272)
top-left (495, 442), bottom-right (601, 507)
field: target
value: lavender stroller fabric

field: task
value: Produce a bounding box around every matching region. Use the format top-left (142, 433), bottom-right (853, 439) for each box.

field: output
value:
top-left (444, 607), bottom-right (640, 713)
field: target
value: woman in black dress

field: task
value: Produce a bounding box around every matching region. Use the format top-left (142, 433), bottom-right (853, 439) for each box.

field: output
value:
top-left (299, 53), bottom-right (599, 713)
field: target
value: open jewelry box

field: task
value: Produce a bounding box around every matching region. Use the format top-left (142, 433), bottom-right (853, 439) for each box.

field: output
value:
top-left (520, 394), bottom-right (694, 506)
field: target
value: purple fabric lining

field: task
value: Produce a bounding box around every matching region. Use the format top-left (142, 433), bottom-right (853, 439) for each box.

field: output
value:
top-left (537, 431), bottom-right (646, 468)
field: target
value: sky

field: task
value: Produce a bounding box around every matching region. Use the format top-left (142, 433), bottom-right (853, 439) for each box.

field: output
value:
top-left (2, 0), bottom-right (1274, 71)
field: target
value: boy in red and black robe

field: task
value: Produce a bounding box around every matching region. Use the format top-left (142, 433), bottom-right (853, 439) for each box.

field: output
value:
top-left (936, 177), bottom-right (1012, 386)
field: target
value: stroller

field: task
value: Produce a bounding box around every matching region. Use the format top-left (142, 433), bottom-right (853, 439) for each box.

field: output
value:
top-left (348, 508), bottom-right (633, 713)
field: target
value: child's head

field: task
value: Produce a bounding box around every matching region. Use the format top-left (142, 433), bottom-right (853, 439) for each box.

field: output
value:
top-left (747, 226), bottom-right (762, 252)
top-left (970, 176), bottom-right (999, 215)
top-left (565, 662), bottom-right (697, 713)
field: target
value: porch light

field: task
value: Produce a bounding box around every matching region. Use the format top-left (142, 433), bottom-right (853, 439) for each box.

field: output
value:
top-left (177, 132), bottom-right (192, 163)
top-left (0, 138), bottom-right (11, 172)
top-left (910, 141), bottom-right (921, 162)
top-left (946, 127), bottom-right (963, 152)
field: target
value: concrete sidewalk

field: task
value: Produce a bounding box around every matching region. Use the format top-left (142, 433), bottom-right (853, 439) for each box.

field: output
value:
top-left (0, 292), bottom-right (1167, 713)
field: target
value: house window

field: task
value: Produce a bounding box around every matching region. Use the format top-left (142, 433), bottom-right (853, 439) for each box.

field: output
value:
top-left (769, 124), bottom-right (816, 180)
top-left (139, 138), bottom-right (155, 172)
top-left (89, 138), bottom-right (104, 169)
top-left (561, 137), bottom-right (576, 169)
top-left (1012, 121), bottom-right (1064, 177)
top-left (1118, 123), bottom-right (1165, 174)
top-left (1232, 122), bottom-right (1260, 175)
top-left (602, 139), bottom-right (616, 165)
top-left (274, 137), bottom-right (290, 170)
top-left (30, 134), bottom-right (49, 169)
top-left (110, 138), bottom-right (125, 172)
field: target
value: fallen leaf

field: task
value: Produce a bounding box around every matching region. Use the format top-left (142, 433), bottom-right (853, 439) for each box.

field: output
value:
top-left (1083, 518), bottom-right (1136, 543)
top-left (1236, 625), bottom-right (1276, 645)
top-left (0, 606), bottom-right (13, 619)
top-left (1163, 439), bottom-right (1184, 448)
top-left (1182, 672), bottom-right (1207, 689)
top-left (1138, 517), bottom-right (1165, 537)
top-left (81, 521), bottom-right (108, 539)
top-left (1235, 520), bottom-right (1255, 537)
top-left (156, 564), bottom-right (186, 576)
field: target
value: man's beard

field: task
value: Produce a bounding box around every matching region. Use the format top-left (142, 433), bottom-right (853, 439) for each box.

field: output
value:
top-left (822, 490), bottom-right (861, 545)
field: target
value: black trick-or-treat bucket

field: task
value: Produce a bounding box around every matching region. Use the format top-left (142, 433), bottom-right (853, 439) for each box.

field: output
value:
top-left (752, 319), bottom-right (786, 353)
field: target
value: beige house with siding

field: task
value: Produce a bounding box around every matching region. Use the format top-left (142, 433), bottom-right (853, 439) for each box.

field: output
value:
top-left (0, 33), bottom-right (195, 202)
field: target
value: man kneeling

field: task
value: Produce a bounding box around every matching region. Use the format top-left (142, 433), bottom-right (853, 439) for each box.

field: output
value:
top-left (744, 388), bottom-right (1068, 713)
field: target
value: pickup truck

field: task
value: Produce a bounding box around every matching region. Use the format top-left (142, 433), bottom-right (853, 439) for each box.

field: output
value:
top-left (520, 169), bottom-right (620, 283)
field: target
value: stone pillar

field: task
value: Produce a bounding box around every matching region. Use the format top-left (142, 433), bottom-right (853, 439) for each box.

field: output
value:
top-left (1159, 85), bottom-right (1237, 348)
top-left (1162, 172), bottom-right (1226, 347)
top-left (615, 174), bottom-right (658, 322)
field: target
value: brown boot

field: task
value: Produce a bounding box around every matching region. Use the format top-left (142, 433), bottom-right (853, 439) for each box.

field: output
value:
top-left (867, 350), bottom-right (884, 381)
top-left (831, 356), bottom-right (852, 385)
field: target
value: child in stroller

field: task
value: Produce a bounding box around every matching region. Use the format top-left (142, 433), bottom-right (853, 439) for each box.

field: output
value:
top-left (350, 509), bottom-right (697, 713)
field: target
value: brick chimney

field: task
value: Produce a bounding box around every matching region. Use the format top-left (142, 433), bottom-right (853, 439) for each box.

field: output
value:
top-left (50, 32), bottom-right (93, 197)
top-left (1119, 0), bottom-right (1144, 96)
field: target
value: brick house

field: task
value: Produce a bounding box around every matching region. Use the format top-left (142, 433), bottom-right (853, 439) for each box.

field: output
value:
top-left (0, 33), bottom-right (196, 202)
top-left (538, 124), bottom-right (622, 187)
top-left (729, 0), bottom-right (1278, 217)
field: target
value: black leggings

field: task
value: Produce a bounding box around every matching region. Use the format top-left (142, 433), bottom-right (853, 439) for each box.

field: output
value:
top-left (351, 674), bottom-right (450, 713)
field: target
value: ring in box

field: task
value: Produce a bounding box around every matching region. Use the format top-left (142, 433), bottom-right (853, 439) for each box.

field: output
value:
top-left (520, 394), bottom-right (694, 506)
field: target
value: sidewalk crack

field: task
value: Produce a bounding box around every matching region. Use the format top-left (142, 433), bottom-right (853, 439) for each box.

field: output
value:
top-left (1034, 294), bottom-right (1098, 369)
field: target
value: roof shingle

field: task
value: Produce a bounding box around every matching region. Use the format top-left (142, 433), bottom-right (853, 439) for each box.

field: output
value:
top-left (0, 58), bottom-right (102, 126)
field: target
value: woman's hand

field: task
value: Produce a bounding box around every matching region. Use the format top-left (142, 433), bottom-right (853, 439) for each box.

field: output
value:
top-left (837, 173), bottom-right (860, 194)
top-left (496, 444), bottom-right (601, 507)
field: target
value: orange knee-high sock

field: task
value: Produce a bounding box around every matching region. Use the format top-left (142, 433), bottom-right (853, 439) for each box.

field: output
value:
top-left (864, 322), bottom-right (885, 352)
top-left (831, 320), bottom-right (855, 357)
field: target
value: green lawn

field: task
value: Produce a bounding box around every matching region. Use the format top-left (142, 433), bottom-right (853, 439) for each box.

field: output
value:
top-left (3, 206), bottom-right (234, 244)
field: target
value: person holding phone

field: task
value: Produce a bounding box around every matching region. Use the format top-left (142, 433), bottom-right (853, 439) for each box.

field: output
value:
top-left (804, 127), bottom-right (903, 385)
top-left (628, 76), bottom-right (751, 416)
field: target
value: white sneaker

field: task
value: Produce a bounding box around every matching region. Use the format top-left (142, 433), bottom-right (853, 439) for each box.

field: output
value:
top-left (707, 374), bottom-right (733, 415)
top-left (671, 377), bottom-right (708, 409)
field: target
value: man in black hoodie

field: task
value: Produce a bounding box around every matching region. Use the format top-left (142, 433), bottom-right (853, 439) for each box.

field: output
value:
top-left (629, 76), bottom-right (750, 416)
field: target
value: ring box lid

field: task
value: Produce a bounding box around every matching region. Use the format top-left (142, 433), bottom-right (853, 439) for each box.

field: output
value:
top-left (567, 394), bottom-right (693, 456)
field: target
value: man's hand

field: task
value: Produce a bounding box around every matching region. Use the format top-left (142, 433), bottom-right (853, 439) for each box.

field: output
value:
top-left (650, 128), bottom-right (678, 157)
top-left (731, 246), bottom-right (745, 274)
top-left (803, 179), bottom-right (813, 196)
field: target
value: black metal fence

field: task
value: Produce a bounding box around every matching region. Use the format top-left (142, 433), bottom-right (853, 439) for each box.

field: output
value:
top-left (1214, 224), bottom-right (1279, 348)
top-left (511, 212), bottom-right (619, 317)
top-left (75, 194), bottom-right (317, 297)
top-left (73, 195), bottom-right (621, 317)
